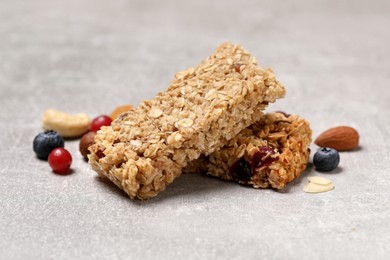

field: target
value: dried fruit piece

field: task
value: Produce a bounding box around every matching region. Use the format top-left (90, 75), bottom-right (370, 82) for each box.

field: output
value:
top-left (110, 105), bottom-right (133, 120)
top-left (229, 147), bottom-right (277, 182)
top-left (313, 147), bottom-right (340, 172)
top-left (315, 126), bottom-right (359, 151)
top-left (42, 109), bottom-right (90, 138)
top-left (251, 147), bottom-right (277, 172)
top-left (79, 131), bottom-right (96, 159)
top-left (230, 158), bottom-right (252, 181)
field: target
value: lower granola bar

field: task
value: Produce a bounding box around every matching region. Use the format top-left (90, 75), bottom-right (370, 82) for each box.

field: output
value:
top-left (185, 112), bottom-right (311, 189)
top-left (88, 43), bottom-right (286, 199)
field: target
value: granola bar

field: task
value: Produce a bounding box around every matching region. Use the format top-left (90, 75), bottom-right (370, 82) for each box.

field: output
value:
top-left (185, 112), bottom-right (311, 189)
top-left (88, 43), bottom-right (286, 199)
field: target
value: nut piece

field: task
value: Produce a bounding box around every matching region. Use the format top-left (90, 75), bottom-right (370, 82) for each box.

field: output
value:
top-left (42, 109), bottom-right (90, 138)
top-left (307, 176), bottom-right (332, 185)
top-left (315, 126), bottom-right (359, 151)
top-left (110, 105), bottom-right (133, 120)
top-left (79, 131), bottom-right (96, 159)
top-left (303, 182), bottom-right (334, 193)
top-left (303, 177), bottom-right (334, 193)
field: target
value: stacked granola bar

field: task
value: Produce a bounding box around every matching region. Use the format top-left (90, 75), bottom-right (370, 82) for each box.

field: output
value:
top-left (88, 43), bottom-right (311, 200)
top-left (185, 112), bottom-right (311, 189)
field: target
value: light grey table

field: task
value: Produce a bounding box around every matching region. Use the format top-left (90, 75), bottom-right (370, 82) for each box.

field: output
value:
top-left (1, 0), bottom-right (389, 259)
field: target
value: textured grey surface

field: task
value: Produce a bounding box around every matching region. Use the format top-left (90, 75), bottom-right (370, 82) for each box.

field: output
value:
top-left (1, 0), bottom-right (390, 259)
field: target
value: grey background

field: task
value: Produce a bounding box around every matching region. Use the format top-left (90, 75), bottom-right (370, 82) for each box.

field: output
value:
top-left (1, 0), bottom-right (389, 259)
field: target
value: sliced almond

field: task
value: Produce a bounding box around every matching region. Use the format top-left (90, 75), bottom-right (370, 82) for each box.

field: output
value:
top-left (303, 182), bottom-right (334, 193)
top-left (308, 176), bottom-right (332, 185)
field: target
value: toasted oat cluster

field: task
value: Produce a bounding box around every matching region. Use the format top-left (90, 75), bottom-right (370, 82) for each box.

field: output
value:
top-left (185, 112), bottom-right (312, 189)
top-left (88, 43), bottom-right (286, 199)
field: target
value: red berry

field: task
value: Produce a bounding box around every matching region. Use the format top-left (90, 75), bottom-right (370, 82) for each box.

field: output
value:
top-left (48, 148), bottom-right (72, 174)
top-left (90, 115), bottom-right (112, 132)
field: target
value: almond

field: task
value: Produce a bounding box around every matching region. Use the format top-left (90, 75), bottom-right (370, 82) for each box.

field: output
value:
top-left (315, 126), bottom-right (359, 151)
top-left (303, 178), bottom-right (334, 193)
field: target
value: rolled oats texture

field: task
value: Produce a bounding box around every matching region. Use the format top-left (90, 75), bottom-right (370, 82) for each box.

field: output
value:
top-left (88, 43), bottom-right (286, 200)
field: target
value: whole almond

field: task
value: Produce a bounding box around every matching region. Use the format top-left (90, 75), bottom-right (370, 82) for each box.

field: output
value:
top-left (315, 126), bottom-right (359, 151)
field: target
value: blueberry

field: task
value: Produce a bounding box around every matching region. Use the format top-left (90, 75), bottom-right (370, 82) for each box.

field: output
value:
top-left (313, 147), bottom-right (340, 172)
top-left (230, 157), bottom-right (252, 181)
top-left (33, 130), bottom-right (65, 159)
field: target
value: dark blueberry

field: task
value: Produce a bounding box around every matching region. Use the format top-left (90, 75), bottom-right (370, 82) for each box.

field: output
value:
top-left (313, 147), bottom-right (340, 172)
top-left (230, 158), bottom-right (252, 181)
top-left (33, 130), bottom-right (65, 159)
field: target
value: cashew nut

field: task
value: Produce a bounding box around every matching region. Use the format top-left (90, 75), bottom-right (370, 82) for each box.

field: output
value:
top-left (42, 109), bottom-right (90, 138)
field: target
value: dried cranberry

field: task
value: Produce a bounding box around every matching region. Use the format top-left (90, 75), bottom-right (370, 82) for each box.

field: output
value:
top-left (251, 147), bottom-right (277, 171)
top-left (230, 147), bottom-right (277, 181)
top-left (230, 157), bottom-right (252, 181)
